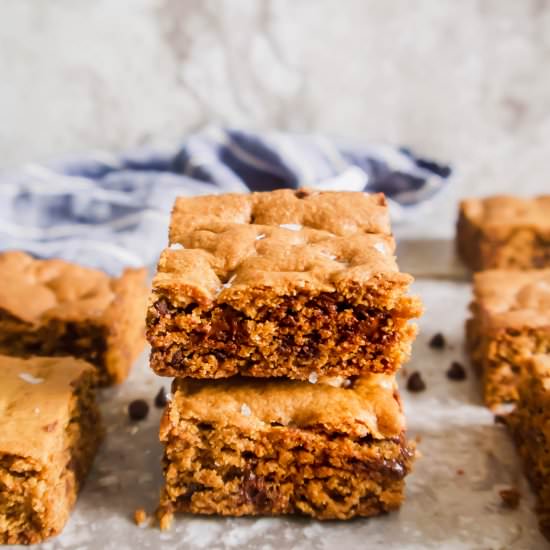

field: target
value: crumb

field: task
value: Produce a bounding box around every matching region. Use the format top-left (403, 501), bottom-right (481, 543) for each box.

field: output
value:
top-left (134, 508), bottom-right (148, 526)
top-left (407, 371), bottom-right (426, 393)
top-left (456, 468), bottom-right (464, 476)
top-left (401, 368), bottom-right (409, 378)
top-left (128, 399), bottom-right (149, 421)
top-left (446, 361), bottom-right (467, 381)
top-left (429, 333), bottom-right (446, 350)
top-left (158, 506), bottom-right (174, 531)
top-left (155, 387), bottom-right (168, 408)
top-left (499, 488), bottom-right (520, 509)
top-left (415, 434), bottom-right (422, 443)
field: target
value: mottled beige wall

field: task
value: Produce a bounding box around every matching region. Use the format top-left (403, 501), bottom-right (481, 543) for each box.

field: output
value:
top-left (0, 0), bottom-right (549, 232)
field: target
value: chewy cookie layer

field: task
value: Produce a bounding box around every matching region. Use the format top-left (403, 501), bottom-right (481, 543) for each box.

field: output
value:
top-left (147, 190), bottom-right (422, 380)
top-left (0, 251), bottom-right (148, 385)
top-left (457, 195), bottom-right (550, 270)
top-left (507, 355), bottom-right (550, 541)
top-left (0, 355), bottom-right (102, 544)
top-left (466, 269), bottom-right (550, 408)
top-left (158, 374), bottom-right (415, 525)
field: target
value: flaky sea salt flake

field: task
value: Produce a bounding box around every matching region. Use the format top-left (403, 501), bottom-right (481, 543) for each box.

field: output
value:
top-left (19, 372), bottom-right (44, 384)
top-left (223, 274), bottom-right (237, 289)
top-left (240, 403), bottom-right (251, 417)
top-left (308, 372), bottom-right (318, 384)
top-left (279, 223), bottom-right (302, 231)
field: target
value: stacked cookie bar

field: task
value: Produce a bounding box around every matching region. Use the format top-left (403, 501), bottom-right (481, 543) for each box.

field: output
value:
top-left (459, 196), bottom-right (550, 408)
top-left (147, 189), bottom-right (422, 526)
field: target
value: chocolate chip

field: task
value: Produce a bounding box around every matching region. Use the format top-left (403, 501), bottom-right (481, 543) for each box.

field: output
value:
top-left (499, 488), bottom-right (520, 509)
top-left (128, 399), bottom-right (149, 421)
top-left (295, 189), bottom-right (309, 199)
top-left (406, 371), bottom-right (426, 392)
top-left (429, 332), bottom-right (446, 349)
top-left (494, 415), bottom-right (508, 426)
top-left (171, 349), bottom-right (183, 367)
top-left (446, 361), bottom-right (467, 381)
top-left (241, 474), bottom-right (270, 510)
top-left (154, 387), bottom-right (168, 408)
top-left (155, 299), bottom-right (169, 315)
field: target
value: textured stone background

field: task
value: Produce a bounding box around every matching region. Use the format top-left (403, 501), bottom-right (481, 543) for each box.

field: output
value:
top-left (0, 0), bottom-right (549, 232)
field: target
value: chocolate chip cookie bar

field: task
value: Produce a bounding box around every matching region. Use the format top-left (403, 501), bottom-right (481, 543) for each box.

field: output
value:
top-left (147, 190), bottom-right (422, 380)
top-left (457, 195), bottom-right (550, 270)
top-left (466, 269), bottom-right (550, 408)
top-left (0, 355), bottom-right (102, 544)
top-left (157, 374), bottom-right (415, 526)
top-left (0, 251), bottom-right (148, 385)
top-left (507, 355), bottom-right (550, 540)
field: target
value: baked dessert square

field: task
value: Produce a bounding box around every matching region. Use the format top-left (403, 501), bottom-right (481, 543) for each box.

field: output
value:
top-left (0, 355), bottom-right (102, 544)
top-left (157, 374), bottom-right (415, 526)
top-left (507, 355), bottom-right (550, 540)
top-left (466, 269), bottom-right (550, 408)
top-left (0, 251), bottom-right (149, 385)
top-left (147, 190), bottom-right (422, 380)
top-left (457, 195), bottom-right (550, 270)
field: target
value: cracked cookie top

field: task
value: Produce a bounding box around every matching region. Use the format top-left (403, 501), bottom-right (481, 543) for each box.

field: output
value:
top-left (0, 354), bottom-right (94, 462)
top-left (153, 190), bottom-right (415, 307)
top-left (162, 374), bottom-right (404, 440)
top-left (460, 195), bottom-right (550, 238)
top-left (472, 269), bottom-right (550, 330)
top-left (0, 250), bottom-right (145, 325)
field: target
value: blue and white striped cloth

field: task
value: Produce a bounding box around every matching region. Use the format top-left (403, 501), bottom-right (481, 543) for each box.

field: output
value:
top-left (0, 127), bottom-right (451, 274)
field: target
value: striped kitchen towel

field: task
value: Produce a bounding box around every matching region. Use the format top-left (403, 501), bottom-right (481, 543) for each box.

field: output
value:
top-left (0, 127), bottom-right (451, 274)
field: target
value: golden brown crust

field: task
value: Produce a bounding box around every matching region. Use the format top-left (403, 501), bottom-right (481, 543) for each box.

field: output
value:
top-left (169, 189), bottom-right (392, 243)
top-left (457, 195), bottom-right (550, 270)
top-left (466, 270), bottom-right (550, 408)
top-left (471, 269), bottom-right (550, 331)
top-left (164, 375), bottom-right (405, 441)
top-left (0, 355), bottom-right (93, 461)
top-left (0, 251), bottom-right (148, 385)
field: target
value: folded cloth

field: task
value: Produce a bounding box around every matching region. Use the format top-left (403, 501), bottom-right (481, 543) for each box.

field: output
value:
top-left (0, 127), bottom-right (451, 274)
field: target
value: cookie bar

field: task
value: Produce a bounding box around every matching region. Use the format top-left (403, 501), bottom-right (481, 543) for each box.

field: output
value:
top-left (466, 269), bottom-right (550, 408)
top-left (0, 355), bottom-right (102, 544)
top-left (157, 374), bottom-right (415, 525)
top-left (457, 195), bottom-right (550, 270)
top-left (507, 355), bottom-right (550, 540)
top-left (0, 251), bottom-right (148, 385)
top-left (147, 190), bottom-right (422, 379)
